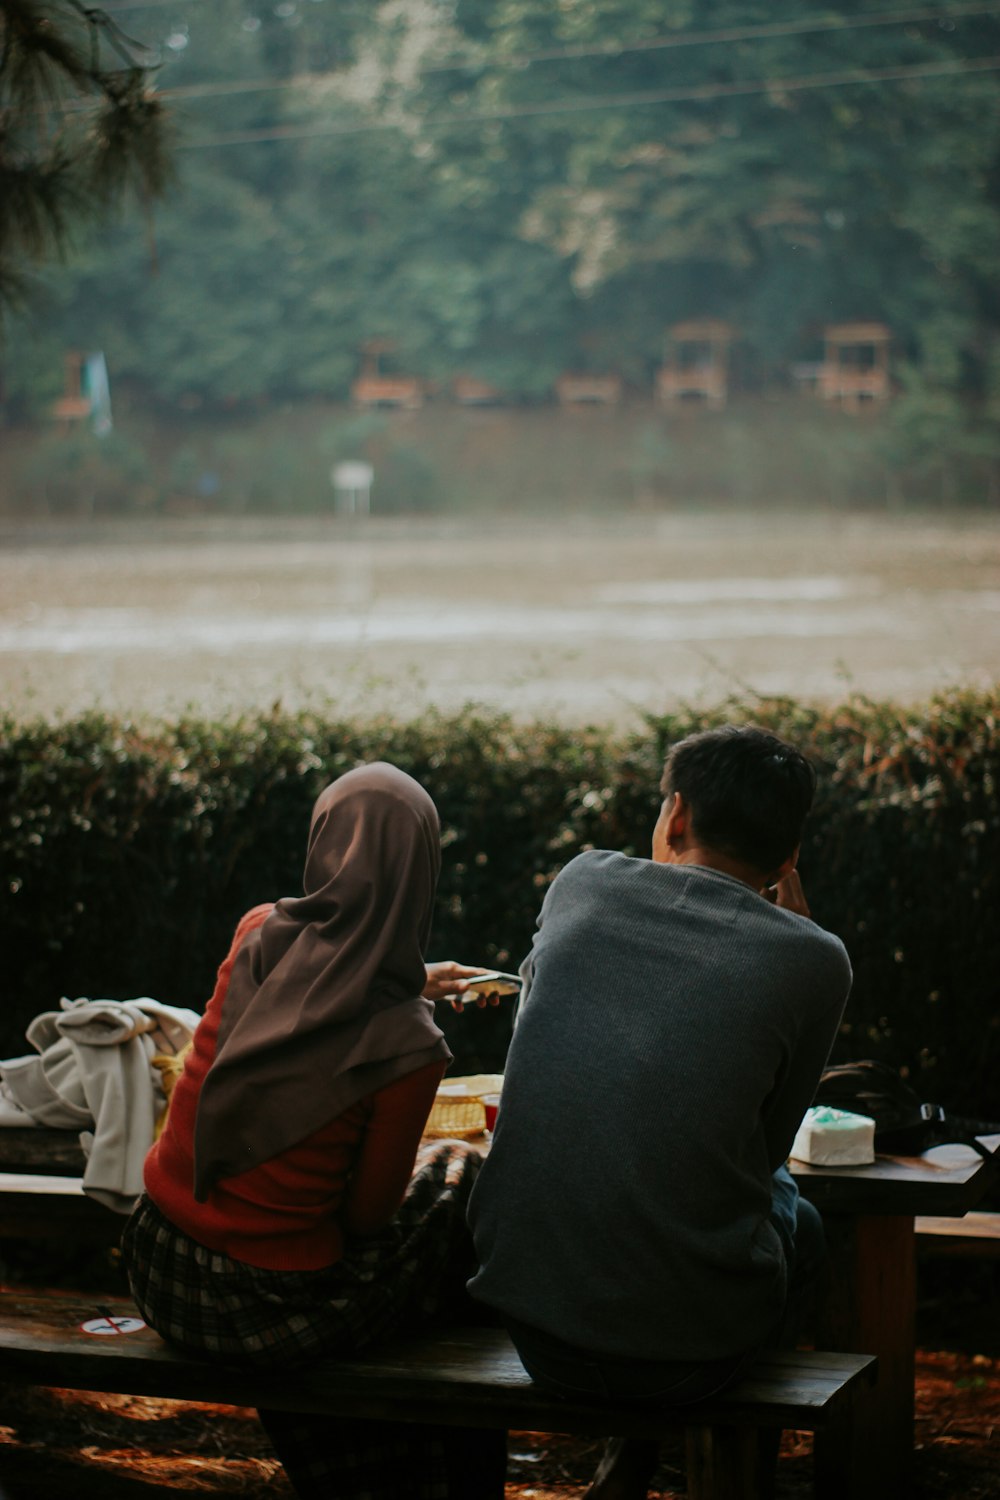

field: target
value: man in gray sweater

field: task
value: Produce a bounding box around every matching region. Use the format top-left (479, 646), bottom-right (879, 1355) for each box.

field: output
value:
top-left (467, 725), bottom-right (852, 1499)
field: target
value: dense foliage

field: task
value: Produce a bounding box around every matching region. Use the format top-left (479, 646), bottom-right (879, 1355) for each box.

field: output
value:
top-left (3, 691), bottom-right (998, 1112)
top-left (1, 0), bottom-right (998, 442)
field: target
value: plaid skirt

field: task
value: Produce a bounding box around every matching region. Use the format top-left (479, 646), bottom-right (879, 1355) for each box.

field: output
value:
top-left (121, 1139), bottom-right (505, 1500)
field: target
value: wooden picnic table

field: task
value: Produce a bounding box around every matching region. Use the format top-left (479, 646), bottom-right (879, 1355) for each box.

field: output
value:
top-left (790, 1133), bottom-right (1000, 1500)
top-left (2, 1122), bottom-right (997, 1499)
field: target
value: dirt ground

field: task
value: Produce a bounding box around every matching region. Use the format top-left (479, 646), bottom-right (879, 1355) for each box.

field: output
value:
top-left (1, 1256), bottom-right (997, 1499)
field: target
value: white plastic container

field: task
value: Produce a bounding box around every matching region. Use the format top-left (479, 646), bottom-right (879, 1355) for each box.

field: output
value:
top-left (790, 1105), bottom-right (876, 1166)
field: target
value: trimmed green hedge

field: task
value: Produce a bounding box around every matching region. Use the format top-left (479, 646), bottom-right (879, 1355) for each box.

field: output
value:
top-left (2, 693), bottom-right (999, 1113)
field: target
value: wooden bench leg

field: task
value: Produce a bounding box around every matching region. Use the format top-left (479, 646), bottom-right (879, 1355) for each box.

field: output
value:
top-left (685, 1424), bottom-right (775, 1500)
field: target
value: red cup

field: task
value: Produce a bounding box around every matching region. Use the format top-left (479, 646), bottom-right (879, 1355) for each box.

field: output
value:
top-left (483, 1094), bottom-right (501, 1134)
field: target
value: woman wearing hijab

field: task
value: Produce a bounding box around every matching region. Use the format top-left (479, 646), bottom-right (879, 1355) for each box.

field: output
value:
top-left (121, 761), bottom-right (505, 1500)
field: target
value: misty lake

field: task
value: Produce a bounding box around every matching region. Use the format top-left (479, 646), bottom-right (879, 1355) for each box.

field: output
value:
top-left (2, 512), bottom-right (999, 724)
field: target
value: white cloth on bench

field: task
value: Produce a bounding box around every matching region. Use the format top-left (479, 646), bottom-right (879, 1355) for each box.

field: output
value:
top-left (0, 997), bottom-right (200, 1214)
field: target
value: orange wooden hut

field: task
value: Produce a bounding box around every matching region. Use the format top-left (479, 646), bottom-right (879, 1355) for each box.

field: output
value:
top-left (656, 320), bottom-right (734, 409)
top-left (816, 323), bottom-right (892, 409)
top-left (351, 340), bottom-right (424, 410)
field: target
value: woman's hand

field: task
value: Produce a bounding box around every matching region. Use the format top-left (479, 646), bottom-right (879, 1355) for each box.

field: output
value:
top-left (423, 961), bottom-right (504, 1010)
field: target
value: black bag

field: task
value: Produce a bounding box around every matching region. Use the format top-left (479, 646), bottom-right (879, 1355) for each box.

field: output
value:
top-left (814, 1060), bottom-right (999, 1159)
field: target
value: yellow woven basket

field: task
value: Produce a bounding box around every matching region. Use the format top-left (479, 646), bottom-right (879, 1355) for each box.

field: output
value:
top-left (424, 1074), bottom-right (504, 1139)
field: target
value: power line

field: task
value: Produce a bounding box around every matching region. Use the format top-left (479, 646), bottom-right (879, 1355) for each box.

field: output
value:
top-left (174, 51), bottom-right (1000, 149)
top-left (100, 0), bottom-right (207, 9)
top-left (92, 3), bottom-right (1000, 105)
top-left (421, 1), bottom-right (1000, 72)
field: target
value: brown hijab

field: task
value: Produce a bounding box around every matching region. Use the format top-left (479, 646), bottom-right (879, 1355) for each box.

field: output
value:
top-left (192, 762), bottom-right (451, 1200)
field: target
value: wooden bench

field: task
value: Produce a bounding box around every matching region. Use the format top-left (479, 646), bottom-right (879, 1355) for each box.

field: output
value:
top-left (0, 1126), bottom-right (89, 1176)
top-left (915, 1211), bottom-right (1000, 1257)
top-left (0, 1172), bottom-right (125, 1243)
top-left (0, 1287), bottom-right (874, 1500)
top-left (0, 1129), bottom-right (126, 1245)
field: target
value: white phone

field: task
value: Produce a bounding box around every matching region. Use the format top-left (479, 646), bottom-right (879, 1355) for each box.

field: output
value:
top-left (461, 970), bottom-right (521, 996)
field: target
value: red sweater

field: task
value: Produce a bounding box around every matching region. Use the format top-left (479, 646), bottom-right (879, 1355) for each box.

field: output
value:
top-left (144, 905), bottom-right (446, 1270)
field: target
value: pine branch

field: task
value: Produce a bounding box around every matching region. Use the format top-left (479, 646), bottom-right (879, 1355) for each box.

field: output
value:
top-left (0, 150), bottom-right (84, 258)
top-left (88, 71), bottom-right (174, 206)
top-left (1, 0), bottom-right (94, 108)
top-left (0, 0), bottom-right (172, 311)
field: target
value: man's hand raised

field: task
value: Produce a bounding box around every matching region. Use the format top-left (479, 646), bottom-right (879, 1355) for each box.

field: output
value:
top-left (762, 870), bottom-right (811, 918)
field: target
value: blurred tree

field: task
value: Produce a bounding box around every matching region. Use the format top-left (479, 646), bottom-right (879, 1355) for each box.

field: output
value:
top-left (2, 0), bottom-right (998, 412)
top-left (398, 0), bottom-right (1000, 388)
top-left (0, 0), bottom-right (173, 315)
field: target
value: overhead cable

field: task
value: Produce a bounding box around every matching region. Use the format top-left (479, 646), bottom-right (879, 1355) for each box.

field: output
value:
top-left (174, 51), bottom-right (1000, 149)
top-left (94, 2), bottom-right (1000, 104)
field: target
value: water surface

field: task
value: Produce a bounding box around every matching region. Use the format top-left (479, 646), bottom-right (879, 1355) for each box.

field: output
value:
top-left (2, 513), bottom-right (998, 723)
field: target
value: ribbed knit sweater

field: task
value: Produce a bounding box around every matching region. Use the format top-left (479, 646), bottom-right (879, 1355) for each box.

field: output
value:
top-left (467, 852), bottom-right (852, 1362)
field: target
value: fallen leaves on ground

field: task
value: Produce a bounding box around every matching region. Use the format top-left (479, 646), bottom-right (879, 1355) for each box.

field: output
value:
top-left (0, 1348), bottom-right (996, 1498)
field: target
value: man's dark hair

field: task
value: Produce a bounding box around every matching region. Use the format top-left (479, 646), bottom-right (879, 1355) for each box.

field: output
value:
top-left (660, 725), bottom-right (816, 876)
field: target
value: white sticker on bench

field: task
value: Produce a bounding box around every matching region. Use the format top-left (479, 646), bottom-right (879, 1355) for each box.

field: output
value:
top-left (81, 1315), bottom-right (146, 1336)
